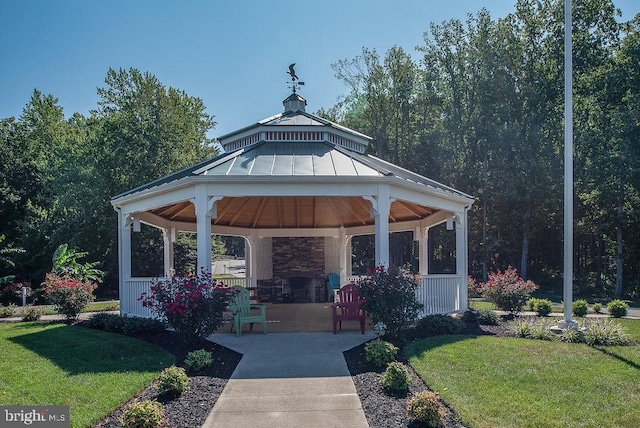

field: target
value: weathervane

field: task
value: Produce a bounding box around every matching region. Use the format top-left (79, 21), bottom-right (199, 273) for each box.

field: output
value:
top-left (286, 63), bottom-right (305, 93)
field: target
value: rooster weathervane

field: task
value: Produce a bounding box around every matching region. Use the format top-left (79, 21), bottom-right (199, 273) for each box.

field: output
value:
top-left (287, 63), bottom-right (305, 92)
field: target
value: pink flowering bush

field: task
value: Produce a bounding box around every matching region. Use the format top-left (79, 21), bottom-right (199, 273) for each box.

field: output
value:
top-left (139, 271), bottom-right (235, 341)
top-left (467, 275), bottom-right (482, 298)
top-left (356, 265), bottom-right (423, 336)
top-left (42, 274), bottom-right (97, 322)
top-left (480, 267), bottom-right (538, 314)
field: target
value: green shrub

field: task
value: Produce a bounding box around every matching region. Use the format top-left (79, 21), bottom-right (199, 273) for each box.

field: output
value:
top-left (83, 313), bottom-right (167, 335)
top-left (157, 366), bottom-right (189, 397)
top-left (480, 267), bottom-right (538, 313)
top-left (476, 308), bottom-right (500, 325)
top-left (184, 349), bottom-right (213, 372)
top-left (42, 274), bottom-right (96, 322)
top-left (607, 300), bottom-right (628, 318)
top-left (0, 303), bottom-right (16, 318)
top-left (21, 305), bottom-right (44, 321)
top-left (104, 302), bottom-right (120, 312)
top-left (406, 390), bottom-right (443, 427)
top-left (583, 319), bottom-right (631, 346)
top-left (365, 339), bottom-right (399, 368)
top-left (357, 265), bottom-right (423, 335)
top-left (467, 276), bottom-right (482, 298)
top-left (591, 302), bottom-right (602, 314)
top-left (380, 362), bottom-right (411, 393)
top-left (121, 400), bottom-right (167, 428)
top-left (460, 309), bottom-right (478, 325)
top-left (415, 314), bottom-right (464, 335)
top-left (528, 298), bottom-right (553, 316)
top-left (508, 317), bottom-right (553, 340)
top-left (572, 299), bottom-right (588, 317)
top-left (556, 327), bottom-right (585, 343)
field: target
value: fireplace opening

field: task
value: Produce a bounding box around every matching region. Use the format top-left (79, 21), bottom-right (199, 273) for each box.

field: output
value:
top-left (286, 277), bottom-right (313, 303)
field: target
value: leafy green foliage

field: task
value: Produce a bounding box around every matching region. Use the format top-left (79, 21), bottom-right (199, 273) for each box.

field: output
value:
top-left (592, 302), bottom-right (602, 313)
top-left (380, 361), bottom-right (411, 393)
top-left (121, 400), bottom-right (167, 428)
top-left (508, 317), bottom-right (554, 341)
top-left (365, 339), bottom-right (399, 368)
top-left (415, 314), bottom-right (464, 336)
top-left (157, 366), bottom-right (189, 397)
top-left (357, 265), bottom-right (423, 335)
top-left (51, 244), bottom-right (104, 284)
top-left (583, 319), bottom-right (631, 346)
top-left (184, 349), bottom-right (213, 372)
top-left (20, 305), bottom-right (44, 321)
top-left (82, 313), bottom-right (167, 335)
top-left (406, 390), bottom-right (443, 427)
top-left (480, 267), bottom-right (538, 313)
top-left (528, 298), bottom-right (553, 316)
top-left (0, 304), bottom-right (16, 318)
top-left (476, 308), bottom-right (500, 325)
top-left (573, 299), bottom-right (589, 317)
top-left (607, 300), bottom-right (628, 318)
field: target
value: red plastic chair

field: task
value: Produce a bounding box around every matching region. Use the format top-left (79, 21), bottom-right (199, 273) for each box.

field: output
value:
top-left (331, 283), bottom-right (366, 334)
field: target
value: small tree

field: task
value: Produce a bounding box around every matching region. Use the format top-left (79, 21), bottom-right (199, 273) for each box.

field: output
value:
top-left (480, 267), bottom-right (538, 314)
top-left (52, 244), bottom-right (104, 284)
top-left (357, 265), bottom-right (423, 336)
top-left (139, 270), bottom-right (234, 341)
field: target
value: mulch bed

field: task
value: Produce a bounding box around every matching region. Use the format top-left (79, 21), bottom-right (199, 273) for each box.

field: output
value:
top-left (92, 321), bottom-right (512, 427)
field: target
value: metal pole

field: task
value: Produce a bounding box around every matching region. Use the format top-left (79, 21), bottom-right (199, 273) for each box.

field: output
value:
top-left (561, 0), bottom-right (576, 329)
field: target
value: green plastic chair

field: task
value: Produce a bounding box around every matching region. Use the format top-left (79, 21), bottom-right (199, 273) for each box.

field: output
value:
top-left (327, 273), bottom-right (341, 302)
top-left (228, 285), bottom-right (267, 337)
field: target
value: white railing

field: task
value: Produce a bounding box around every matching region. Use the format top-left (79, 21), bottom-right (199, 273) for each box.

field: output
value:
top-left (122, 276), bottom-right (250, 318)
top-left (122, 278), bottom-right (156, 318)
top-left (416, 275), bottom-right (464, 316)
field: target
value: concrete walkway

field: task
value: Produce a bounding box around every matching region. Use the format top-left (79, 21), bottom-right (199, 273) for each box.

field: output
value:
top-left (204, 331), bottom-right (376, 428)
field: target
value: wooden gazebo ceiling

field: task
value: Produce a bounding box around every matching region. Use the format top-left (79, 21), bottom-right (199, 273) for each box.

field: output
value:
top-left (150, 196), bottom-right (437, 229)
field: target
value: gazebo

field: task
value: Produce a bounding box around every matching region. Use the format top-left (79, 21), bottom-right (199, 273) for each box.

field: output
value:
top-left (111, 89), bottom-right (474, 318)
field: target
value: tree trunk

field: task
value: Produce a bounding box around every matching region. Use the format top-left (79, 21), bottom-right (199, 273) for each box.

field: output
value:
top-left (482, 198), bottom-right (488, 282)
top-left (520, 205), bottom-right (531, 280)
top-left (614, 201), bottom-right (624, 298)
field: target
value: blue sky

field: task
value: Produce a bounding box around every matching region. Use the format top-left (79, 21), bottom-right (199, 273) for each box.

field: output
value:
top-left (1, 0), bottom-right (638, 138)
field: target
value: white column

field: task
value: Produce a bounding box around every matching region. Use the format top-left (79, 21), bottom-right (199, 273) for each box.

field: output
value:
top-left (455, 210), bottom-right (469, 311)
top-left (372, 185), bottom-right (391, 267)
top-left (339, 227), bottom-right (348, 285)
top-left (162, 228), bottom-right (176, 277)
top-left (194, 186), bottom-right (213, 274)
top-left (417, 226), bottom-right (428, 275)
top-left (117, 210), bottom-right (132, 315)
top-left (247, 231), bottom-right (259, 287)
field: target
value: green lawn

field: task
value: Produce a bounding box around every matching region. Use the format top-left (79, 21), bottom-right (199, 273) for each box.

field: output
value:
top-left (0, 322), bottom-right (174, 428)
top-left (406, 320), bottom-right (640, 428)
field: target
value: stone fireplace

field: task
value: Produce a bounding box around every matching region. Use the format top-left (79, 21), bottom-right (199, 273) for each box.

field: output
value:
top-left (267, 237), bottom-right (327, 303)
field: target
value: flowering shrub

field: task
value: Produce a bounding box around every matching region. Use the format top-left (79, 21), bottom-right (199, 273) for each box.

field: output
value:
top-left (139, 271), bottom-right (234, 341)
top-left (479, 267), bottom-right (538, 314)
top-left (356, 265), bottom-right (423, 336)
top-left (42, 274), bottom-right (96, 322)
top-left (467, 276), bottom-right (482, 298)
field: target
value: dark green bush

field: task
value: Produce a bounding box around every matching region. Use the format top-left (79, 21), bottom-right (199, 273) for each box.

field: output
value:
top-left (407, 390), bottom-right (443, 427)
top-left (184, 349), bottom-right (213, 372)
top-left (572, 299), bottom-right (588, 317)
top-left (476, 308), bottom-right (500, 325)
top-left (83, 313), bottom-right (167, 335)
top-left (365, 339), bottom-right (398, 368)
top-left (528, 298), bottom-right (553, 316)
top-left (415, 314), bottom-right (464, 335)
top-left (121, 400), bottom-right (166, 428)
top-left (157, 366), bottom-right (189, 397)
top-left (380, 362), bottom-right (411, 393)
top-left (607, 300), bottom-right (628, 318)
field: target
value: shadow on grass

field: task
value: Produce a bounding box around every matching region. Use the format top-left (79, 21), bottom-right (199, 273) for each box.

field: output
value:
top-left (9, 323), bottom-right (173, 375)
top-left (593, 346), bottom-right (640, 371)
